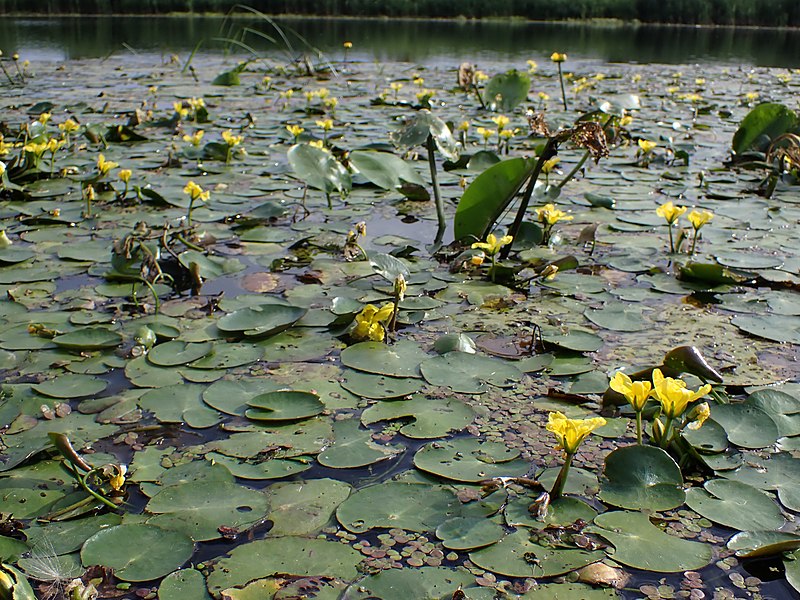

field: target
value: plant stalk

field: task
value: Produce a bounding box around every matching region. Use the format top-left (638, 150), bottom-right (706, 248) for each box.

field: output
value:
top-left (550, 452), bottom-right (574, 500)
top-left (426, 134), bottom-right (446, 247)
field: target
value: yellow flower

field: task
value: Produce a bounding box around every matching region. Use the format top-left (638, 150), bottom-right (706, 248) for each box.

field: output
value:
top-left (656, 201), bottom-right (687, 225)
top-left (457, 121), bottom-right (470, 132)
top-left (619, 115), bottom-right (633, 127)
top-left (286, 124), bottom-right (305, 138)
top-left (471, 233), bottom-right (513, 257)
top-left (534, 203), bottom-right (573, 226)
top-left (538, 92), bottom-right (550, 101)
top-left (58, 118), bottom-right (80, 134)
top-left (499, 129), bottom-right (516, 140)
top-left (394, 274), bottom-right (407, 301)
top-left (491, 115), bottom-right (510, 131)
top-left (687, 209), bottom-right (713, 230)
top-left (118, 169), bottom-right (132, 183)
top-left (355, 221), bottom-right (367, 237)
top-left (96, 153), bottom-right (118, 175)
top-left (550, 52), bottom-right (567, 63)
top-left (475, 70), bottom-right (489, 82)
top-left (413, 76), bottom-right (425, 87)
top-left (541, 157), bottom-right (560, 174)
top-left (324, 97), bottom-right (338, 111)
top-left (279, 89), bottom-right (294, 99)
top-left (173, 101), bottom-right (189, 119)
top-left (316, 119), bottom-right (334, 132)
top-left (476, 126), bottom-right (493, 141)
top-left (546, 411), bottom-right (606, 454)
top-left (415, 89), bottom-right (434, 103)
top-left (650, 368), bottom-right (711, 419)
top-left (183, 180), bottom-right (210, 202)
top-left (0, 162), bottom-right (5, 177)
top-left (183, 130), bottom-right (204, 146)
top-left (470, 254), bottom-right (484, 266)
top-left (46, 138), bottom-right (64, 153)
top-left (188, 97), bottom-right (205, 110)
top-left (304, 90), bottom-right (315, 103)
top-left (352, 303), bottom-right (395, 342)
top-left (609, 372), bottom-right (652, 411)
top-left (343, 41), bottom-right (353, 49)
top-left (309, 140), bottom-right (326, 150)
top-left (38, 112), bottom-right (52, 125)
top-left (23, 142), bottom-right (47, 157)
top-left (109, 464), bottom-right (127, 491)
top-left (390, 82), bottom-right (403, 92)
top-left (527, 59), bottom-right (538, 72)
top-left (686, 402), bottom-right (711, 430)
top-left (221, 130), bottom-right (243, 147)
top-left (638, 139), bottom-right (657, 153)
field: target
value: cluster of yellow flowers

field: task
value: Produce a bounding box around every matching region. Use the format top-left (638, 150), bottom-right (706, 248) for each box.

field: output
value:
top-left (656, 201), bottom-right (713, 253)
top-left (352, 303), bottom-right (395, 342)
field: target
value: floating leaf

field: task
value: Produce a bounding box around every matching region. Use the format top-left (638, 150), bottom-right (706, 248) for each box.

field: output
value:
top-left (369, 252), bottom-right (410, 282)
top-left (420, 352), bottom-right (522, 394)
top-left (81, 524), bottom-right (194, 582)
top-left (361, 395), bottom-right (474, 439)
top-left (710, 403), bottom-right (779, 448)
top-left (147, 341), bottom-right (213, 367)
top-left (33, 374), bottom-right (107, 399)
top-left (413, 438), bottom-right (529, 483)
top-left (345, 567), bottom-right (476, 599)
top-left (685, 479), bottom-right (785, 531)
top-left (158, 568), bottom-right (213, 600)
top-left (599, 445), bottom-right (685, 511)
top-left (485, 69), bottom-right (531, 112)
top-left (732, 102), bottom-right (798, 154)
top-left (435, 517), bottom-right (505, 551)
top-left (288, 143), bottom-right (352, 196)
top-left (317, 418), bottom-right (403, 468)
top-left (266, 478), bottom-right (351, 536)
top-left (349, 150), bottom-right (425, 191)
top-left (727, 531), bottom-right (800, 558)
top-left (340, 369), bottom-right (423, 399)
top-left (589, 511), bottom-right (713, 572)
top-left (245, 390), bottom-right (325, 422)
top-left (340, 340), bottom-right (427, 378)
top-left (217, 303), bottom-right (307, 338)
top-left (51, 327), bottom-right (122, 351)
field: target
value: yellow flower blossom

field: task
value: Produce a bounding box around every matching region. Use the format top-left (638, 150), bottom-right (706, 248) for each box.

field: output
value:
top-left (173, 101), bottom-right (189, 119)
top-left (476, 126), bottom-right (493, 141)
top-left (23, 142), bottom-right (48, 157)
top-left (38, 112), bottom-right (51, 125)
top-left (638, 139), bottom-right (657, 153)
top-left (619, 115), bottom-right (633, 127)
top-left (541, 157), bottom-right (560, 174)
top-left (316, 119), bottom-right (334, 132)
top-left (221, 130), bottom-right (243, 147)
top-left (471, 233), bottom-right (513, 257)
top-left (413, 76), bottom-right (425, 87)
top-left (109, 465), bottom-right (127, 491)
top-left (286, 124), bottom-right (305, 139)
top-left (686, 402), bottom-right (711, 430)
top-left (324, 97), bottom-right (339, 111)
top-left (96, 153), bottom-right (118, 175)
top-left (183, 130), bottom-right (204, 146)
top-left (0, 162), bottom-right (5, 177)
top-left (609, 372), bottom-right (651, 411)
top-left (687, 209), bottom-right (713, 230)
top-left (309, 140), bottom-right (326, 150)
top-left (457, 121), bottom-right (470, 132)
top-left (527, 59), bottom-right (538, 73)
top-left (352, 303), bottom-right (395, 342)
top-left (183, 180), bottom-right (210, 202)
top-left (538, 91), bottom-right (550, 101)
top-left (46, 138), bottom-right (64, 153)
top-left (656, 201), bottom-right (687, 225)
top-left (390, 82), bottom-right (403, 92)
top-left (343, 41), bottom-right (353, 49)
top-left (499, 129), bottom-right (516, 140)
top-left (58, 118), bottom-right (80, 134)
top-left (188, 97), bottom-right (205, 110)
top-left (534, 203), bottom-right (573, 226)
top-left (491, 115), bottom-right (510, 131)
top-left (118, 169), bottom-right (132, 183)
top-left (475, 70), bottom-right (489, 82)
top-left (546, 411), bottom-right (606, 455)
top-left (550, 52), bottom-right (567, 63)
top-left (650, 368), bottom-right (711, 419)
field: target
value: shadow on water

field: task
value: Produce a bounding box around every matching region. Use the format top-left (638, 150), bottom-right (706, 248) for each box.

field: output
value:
top-left (3, 16), bottom-right (800, 66)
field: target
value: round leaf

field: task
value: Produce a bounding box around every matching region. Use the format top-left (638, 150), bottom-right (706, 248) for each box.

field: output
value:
top-left (599, 445), bottom-right (685, 511)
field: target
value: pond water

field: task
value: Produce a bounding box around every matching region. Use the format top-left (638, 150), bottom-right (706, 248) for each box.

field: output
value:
top-left (4, 15), bottom-right (800, 67)
top-left (0, 13), bottom-right (799, 600)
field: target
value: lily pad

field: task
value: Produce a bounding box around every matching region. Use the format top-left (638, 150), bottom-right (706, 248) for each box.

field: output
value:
top-left (727, 530), bottom-right (800, 558)
top-left (505, 495), bottom-right (597, 530)
top-left (584, 304), bottom-right (647, 332)
top-left (51, 327), bottom-right (122, 351)
top-left (341, 369), bottom-right (423, 399)
top-left (710, 403), bottom-right (779, 448)
top-left (732, 314), bottom-right (800, 344)
top-left (340, 340), bottom-right (427, 378)
top-left (146, 480), bottom-right (270, 541)
top-left (344, 567), bottom-right (476, 599)
top-left (413, 438), bottom-right (530, 483)
top-left (217, 303), bottom-right (307, 338)
top-left (159, 568), bottom-right (213, 600)
top-left (685, 479), bottom-right (785, 531)
top-left (139, 383), bottom-right (221, 428)
top-left (202, 378), bottom-right (283, 416)
top-left (32, 374), bottom-right (107, 399)
top-left (435, 517), bottom-right (505, 551)
top-left (469, 529), bottom-right (604, 578)
top-left (245, 390), bottom-right (325, 422)
top-left (266, 478), bottom-right (352, 536)
top-left (81, 524), bottom-right (194, 582)
top-left (147, 341), bottom-right (214, 366)
top-left (361, 395), bottom-right (474, 439)
top-left (589, 511), bottom-right (713, 572)
top-left (599, 445), bottom-right (685, 511)
top-left (206, 537), bottom-right (361, 595)
top-left (317, 418), bottom-right (403, 469)
top-left (420, 352), bottom-right (522, 394)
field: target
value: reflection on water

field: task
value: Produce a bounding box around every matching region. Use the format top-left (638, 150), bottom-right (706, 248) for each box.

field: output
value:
top-left (3, 16), bottom-right (800, 66)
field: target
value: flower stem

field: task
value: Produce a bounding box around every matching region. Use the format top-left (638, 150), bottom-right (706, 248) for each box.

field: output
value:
top-left (426, 134), bottom-right (446, 248)
top-left (659, 415), bottom-right (675, 449)
top-left (635, 411), bottom-right (643, 445)
top-left (689, 230), bottom-right (699, 255)
top-left (550, 452), bottom-right (574, 500)
top-left (557, 63), bottom-right (568, 111)
top-left (667, 223), bottom-right (675, 253)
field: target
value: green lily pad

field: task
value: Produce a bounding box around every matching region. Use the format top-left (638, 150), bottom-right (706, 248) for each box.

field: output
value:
top-left (205, 453), bottom-right (311, 480)
top-left (146, 480), bottom-right (270, 541)
top-left (435, 516), bottom-right (505, 551)
top-left (159, 568), bottom-right (213, 600)
top-left (344, 567), bottom-right (476, 599)
top-left (413, 438), bottom-right (529, 483)
top-left (505, 496), bottom-right (597, 530)
top-left (732, 314), bottom-right (800, 344)
top-left (745, 388), bottom-right (800, 437)
top-left (217, 303), bottom-right (307, 338)
top-left (208, 419), bottom-right (331, 459)
top-left (542, 329), bottom-right (603, 353)
top-left (340, 369), bottom-right (423, 399)
top-left (469, 529), bottom-right (603, 578)
top-left (24, 513), bottom-right (122, 555)
top-left (81, 524), bottom-right (194, 582)
top-left (245, 390), bottom-right (325, 422)
top-left (681, 417), bottom-right (728, 453)
top-left (317, 418), bottom-right (403, 469)
top-left (32, 374), bottom-right (107, 399)
top-left (589, 511), bottom-right (713, 572)
top-left (720, 452), bottom-right (800, 512)
top-left (139, 383), bottom-right (221, 428)
top-left (188, 342), bottom-right (263, 369)
top-left (336, 482), bottom-right (459, 533)
top-left (361, 395), bottom-right (475, 439)
top-left (599, 445), bottom-right (685, 511)
top-left (727, 530), bottom-right (800, 558)
top-left (266, 478), bottom-right (352, 536)
top-left (537, 467), bottom-right (599, 496)
top-left (520, 583), bottom-right (620, 599)
top-left (51, 327), bottom-right (122, 351)
top-left (420, 352), bottom-right (522, 394)
top-left (340, 340), bottom-right (427, 378)
top-left (201, 378), bottom-right (283, 416)
top-left (206, 537), bottom-right (361, 595)
top-left (685, 479), bottom-right (785, 531)
top-left (584, 304), bottom-right (647, 332)
top-left (785, 549), bottom-right (800, 594)
top-left (147, 341), bottom-right (214, 366)
top-left (710, 403), bottom-right (779, 448)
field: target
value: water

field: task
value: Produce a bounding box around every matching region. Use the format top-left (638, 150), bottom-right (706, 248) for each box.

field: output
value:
top-left (3, 15), bottom-right (800, 66)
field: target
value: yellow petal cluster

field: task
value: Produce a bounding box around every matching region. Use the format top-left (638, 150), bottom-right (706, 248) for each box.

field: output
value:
top-left (609, 372), bottom-right (652, 411)
top-left (286, 124), bottom-right (305, 138)
top-left (118, 169), bottom-right (132, 183)
top-left (491, 115), bottom-right (510, 131)
top-left (534, 203), bottom-right (573, 226)
top-left (656, 201), bottom-right (687, 225)
top-left (638, 139), bottom-right (657, 153)
top-left (471, 233), bottom-right (513, 256)
top-left (316, 119), bottom-right (334, 132)
top-left (688, 209), bottom-right (713, 230)
top-left (109, 464), bottom-right (127, 491)
top-left (352, 303), bottom-right (395, 342)
top-left (222, 130), bottom-right (243, 147)
top-left (651, 368), bottom-right (712, 419)
top-left (97, 153), bottom-right (119, 175)
top-left (546, 411), bottom-right (606, 455)
top-left (183, 180), bottom-right (210, 202)
top-left (550, 52), bottom-right (567, 63)
top-left (58, 118), bottom-right (80, 134)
